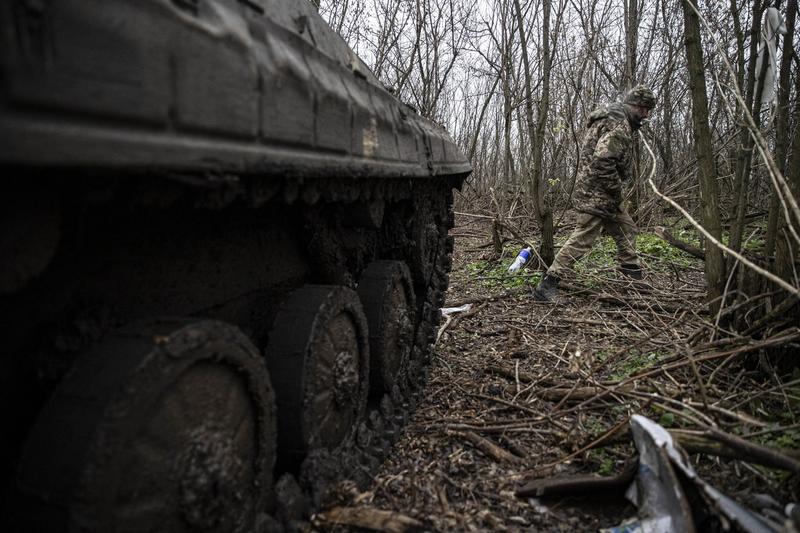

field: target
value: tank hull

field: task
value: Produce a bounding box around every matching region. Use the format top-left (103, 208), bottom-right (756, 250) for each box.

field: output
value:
top-left (0, 0), bottom-right (469, 178)
top-left (0, 1), bottom-right (469, 529)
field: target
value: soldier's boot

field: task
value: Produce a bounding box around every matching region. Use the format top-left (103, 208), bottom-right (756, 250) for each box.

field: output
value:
top-left (619, 263), bottom-right (643, 280)
top-left (532, 274), bottom-right (560, 302)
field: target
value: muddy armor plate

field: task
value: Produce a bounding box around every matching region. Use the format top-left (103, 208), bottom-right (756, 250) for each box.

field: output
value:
top-left (0, 0), bottom-right (469, 179)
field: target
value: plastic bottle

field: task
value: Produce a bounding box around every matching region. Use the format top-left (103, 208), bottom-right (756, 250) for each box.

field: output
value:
top-left (508, 247), bottom-right (532, 273)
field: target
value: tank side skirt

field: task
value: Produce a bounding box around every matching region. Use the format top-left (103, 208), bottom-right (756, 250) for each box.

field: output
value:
top-left (0, 112), bottom-right (471, 178)
top-left (0, 0), bottom-right (469, 178)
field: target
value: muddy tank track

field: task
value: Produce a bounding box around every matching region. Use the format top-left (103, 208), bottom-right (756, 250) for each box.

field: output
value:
top-left (0, 0), bottom-right (468, 529)
top-left (1, 173), bottom-right (461, 532)
top-left (225, 173), bottom-right (459, 528)
top-left (280, 180), bottom-right (457, 523)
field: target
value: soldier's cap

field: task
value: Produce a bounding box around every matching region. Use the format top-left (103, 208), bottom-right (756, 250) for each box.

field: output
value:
top-left (624, 85), bottom-right (657, 109)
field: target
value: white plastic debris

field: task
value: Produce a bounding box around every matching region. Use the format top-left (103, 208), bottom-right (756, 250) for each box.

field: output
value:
top-left (440, 303), bottom-right (472, 316)
top-left (754, 7), bottom-right (787, 109)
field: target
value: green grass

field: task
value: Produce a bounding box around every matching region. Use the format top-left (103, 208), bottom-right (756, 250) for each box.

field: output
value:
top-left (743, 234), bottom-right (765, 252)
top-left (584, 416), bottom-right (606, 434)
top-left (594, 349), bottom-right (611, 363)
top-left (571, 236), bottom-right (617, 278)
top-left (608, 351), bottom-right (665, 381)
top-left (463, 249), bottom-right (542, 290)
top-left (657, 412), bottom-right (676, 428)
top-left (464, 224), bottom-right (714, 290)
top-left (766, 428), bottom-right (800, 449)
top-left (636, 232), bottom-right (695, 266)
top-left (664, 222), bottom-right (767, 255)
top-left (597, 454), bottom-right (617, 476)
top-left (587, 447), bottom-right (617, 476)
top-left (567, 231), bottom-right (699, 277)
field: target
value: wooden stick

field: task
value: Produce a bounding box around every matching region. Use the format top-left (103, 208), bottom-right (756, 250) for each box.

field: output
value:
top-left (312, 507), bottom-right (424, 533)
top-left (446, 430), bottom-right (523, 464)
top-left (531, 417), bottom-right (631, 473)
top-left (485, 364), bottom-right (539, 384)
top-left (653, 226), bottom-right (706, 259)
top-left (536, 384), bottom-right (636, 402)
top-left (707, 427), bottom-right (800, 473)
top-left (741, 295), bottom-right (799, 336)
top-left (516, 459), bottom-right (637, 498)
top-left (574, 427), bottom-right (800, 473)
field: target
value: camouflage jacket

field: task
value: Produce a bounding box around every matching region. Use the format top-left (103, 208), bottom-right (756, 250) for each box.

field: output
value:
top-left (572, 102), bottom-right (635, 217)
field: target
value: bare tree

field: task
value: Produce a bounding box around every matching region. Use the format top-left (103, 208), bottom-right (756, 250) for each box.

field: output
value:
top-left (766, 0), bottom-right (797, 271)
top-left (681, 0), bottom-right (727, 314)
top-left (729, 0), bottom-right (767, 260)
top-left (769, 0), bottom-right (800, 298)
top-left (318, 0), bottom-right (798, 325)
top-left (512, 0), bottom-right (566, 267)
top-left (622, 0), bottom-right (639, 88)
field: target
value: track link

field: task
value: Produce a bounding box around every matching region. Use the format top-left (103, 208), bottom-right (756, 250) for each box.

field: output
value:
top-left (269, 179), bottom-right (458, 528)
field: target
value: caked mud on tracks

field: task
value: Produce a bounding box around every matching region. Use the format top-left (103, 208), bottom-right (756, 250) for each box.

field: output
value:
top-left (0, 1), bottom-right (470, 530)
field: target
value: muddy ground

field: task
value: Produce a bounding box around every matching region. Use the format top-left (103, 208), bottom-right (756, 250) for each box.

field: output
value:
top-left (316, 209), bottom-right (799, 532)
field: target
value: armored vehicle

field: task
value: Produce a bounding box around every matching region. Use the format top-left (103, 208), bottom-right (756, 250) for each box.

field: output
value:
top-left (0, 0), bottom-right (470, 530)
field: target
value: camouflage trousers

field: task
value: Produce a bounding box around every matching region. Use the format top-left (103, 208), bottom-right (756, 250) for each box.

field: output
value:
top-left (547, 209), bottom-right (639, 278)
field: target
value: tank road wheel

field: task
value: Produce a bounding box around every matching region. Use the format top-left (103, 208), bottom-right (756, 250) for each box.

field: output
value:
top-left (15, 320), bottom-right (276, 533)
top-left (409, 206), bottom-right (439, 288)
top-left (357, 261), bottom-right (415, 398)
top-left (266, 286), bottom-right (369, 470)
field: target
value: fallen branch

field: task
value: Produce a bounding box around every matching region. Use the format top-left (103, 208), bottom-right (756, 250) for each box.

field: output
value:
top-left (741, 296), bottom-right (799, 336)
top-left (536, 384), bottom-right (636, 402)
top-left (436, 303), bottom-right (484, 344)
top-left (530, 417), bottom-right (631, 474)
top-left (516, 459), bottom-right (637, 498)
top-left (653, 226), bottom-right (705, 260)
top-left (446, 430), bottom-right (523, 464)
top-left (707, 427), bottom-right (800, 473)
top-left (561, 317), bottom-right (610, 327)
top-left (669, 429), bottom-right (800, 473)
top-left (312, 507), bottom-right (424, 533)
top-left (486, 364), bottom-right (540, 384)
top-left (568, 427), bottom-right (800, 474)
top-left (642, 137), bottom-right (800, 298)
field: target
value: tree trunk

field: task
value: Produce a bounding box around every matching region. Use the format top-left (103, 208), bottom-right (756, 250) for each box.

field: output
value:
top-left (658, 0), bottom-right (676, 179)
top-left (501, 24), bottom-right (515, 199)
top-left (469, 76), bottom-right (501, 162)
top-left (622, 0), bottom-right (641, 219)
top-left (680, 0), bottom-right (727, 315)
top-left (765, 0), bottom-right (797, 269)
top-left (730, 0), bottom-right (746, 91)
top-left (729, 0), bottom-right (766, 257)
top-left (623, 0), bottom-right (638, 88)
top-left (534, 0), bottom-right (555, 266)
top-left (513, 0), bottom-right (555, 267)
top-left (773, 20), bottom-right (800, 296)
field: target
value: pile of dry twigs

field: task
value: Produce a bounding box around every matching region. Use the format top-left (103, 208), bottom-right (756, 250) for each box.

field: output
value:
top-left (312, 210), bottom-right (800, 532)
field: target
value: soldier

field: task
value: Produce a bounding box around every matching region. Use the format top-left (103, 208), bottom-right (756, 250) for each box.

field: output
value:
top-left (533, 85), bottom-right (657, 301)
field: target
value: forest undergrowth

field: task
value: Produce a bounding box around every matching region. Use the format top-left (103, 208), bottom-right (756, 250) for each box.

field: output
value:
top-left (315, 206), bottom-right (800, 532)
